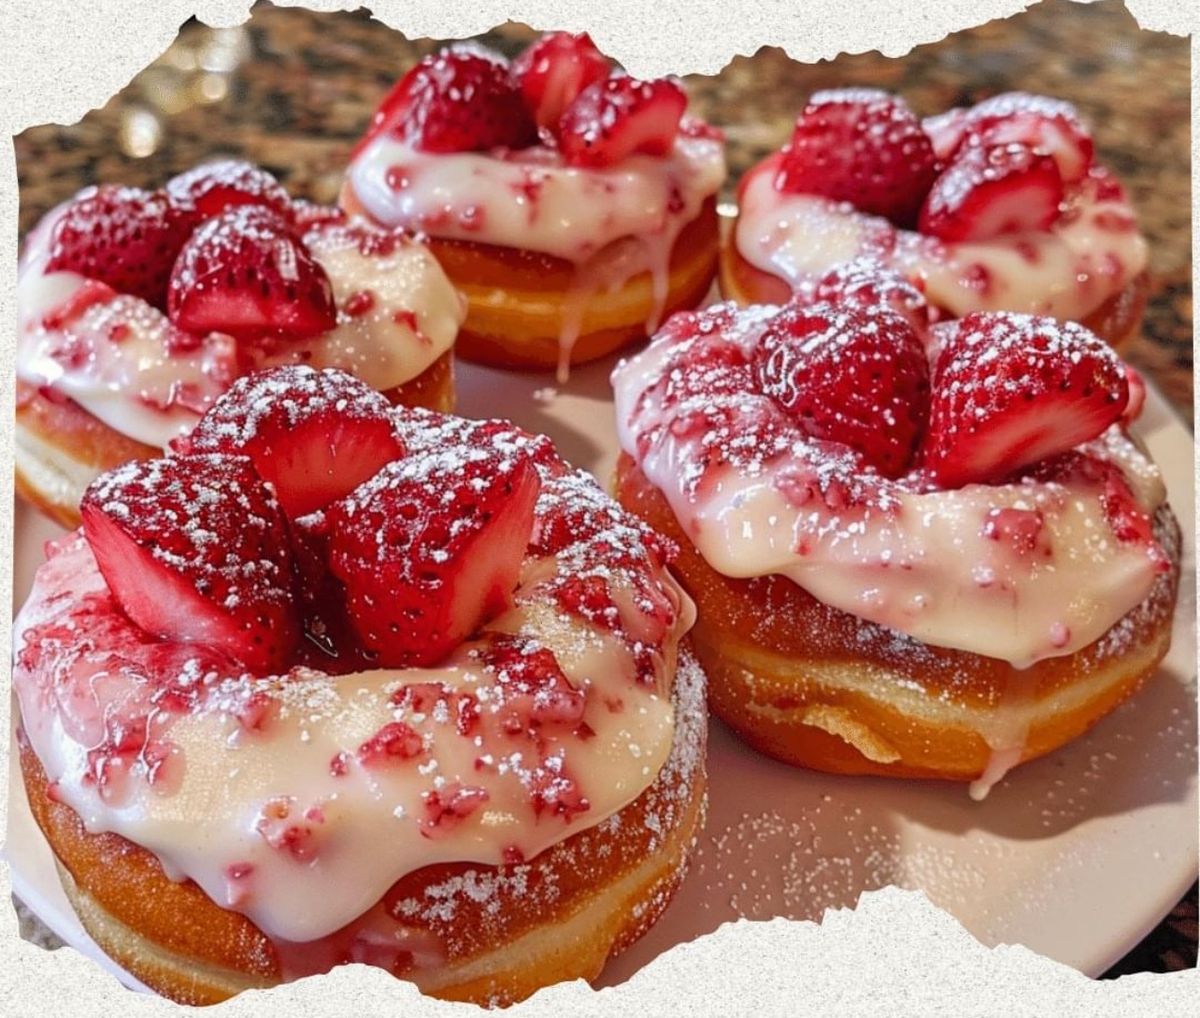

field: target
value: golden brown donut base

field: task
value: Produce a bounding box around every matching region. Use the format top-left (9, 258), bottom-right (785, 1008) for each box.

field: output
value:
top-left (18, 642), bottom-right (707, 1007)
top-left (717, 232), bottom-right (1151, 351)
top-left (344, 189), bottom-right (719, 372)
top-left (14, 353), bottom-right (454, 529)
top-left (614, 455), bottom-right (1179, 780)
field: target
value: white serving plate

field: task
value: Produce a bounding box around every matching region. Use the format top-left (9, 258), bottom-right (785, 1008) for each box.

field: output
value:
top-left (6, 352), bottom-right (1196, 992)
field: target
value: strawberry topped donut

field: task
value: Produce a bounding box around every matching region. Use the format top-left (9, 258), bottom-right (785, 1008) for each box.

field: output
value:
top-left (343, 33), bottom-right (725, 378)
top-left (613, 261), bottom-right (1178, 794)
top-left (17, 160), bottom-right (465, 527)
top-left (13, 366), bottom-right (706, 1006)
top-left (721, 89), bottom-right (1149, 348)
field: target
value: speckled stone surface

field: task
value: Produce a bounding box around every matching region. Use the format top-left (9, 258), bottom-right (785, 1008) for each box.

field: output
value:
top-left (11, 0), bottom-right (1194, 978)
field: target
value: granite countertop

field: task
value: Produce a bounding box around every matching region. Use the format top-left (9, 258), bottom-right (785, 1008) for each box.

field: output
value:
top-left (12, 0), bottom-right (1195, 980)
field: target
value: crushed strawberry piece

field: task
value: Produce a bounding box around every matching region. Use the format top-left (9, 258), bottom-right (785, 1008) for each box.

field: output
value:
top-left (419, 783), bottom-right (489, 838)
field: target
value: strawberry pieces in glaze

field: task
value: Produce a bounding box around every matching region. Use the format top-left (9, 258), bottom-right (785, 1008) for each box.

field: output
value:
top-left (558, 76), bottom-right (687, 168)
top-left (327, 428), bottom-right (541, 668)
top-left (919, 142), bottom-right (1065, 243)
top-left (45, 185), bottom-right (196, 310)
top-left (182, 365), bottom-right (403, 518)
top-left (512, 31), bottom-right (610, 131)
top-left (80, 453), bottom-right (300, 674)
top-left (754, 300), bottom-right (930, 477)
top-left (921, 312), bottom-right (1128, 488)
top-left (775, 89), bottom-right (939, 226)
top-left (166, 205), bottom-right (337, 344)
top-left (165, 159), bottom-right (293, 221)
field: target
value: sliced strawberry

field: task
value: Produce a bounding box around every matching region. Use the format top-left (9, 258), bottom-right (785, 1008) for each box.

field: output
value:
top-left (289, 199), bottom-right (347, 232)
top-left (182, 365), bottom-right (404, 518)
top-left (753, 301), bottom-right (929, 477)
top-left (372, 45), bottom-right (538, 154)
top-left (919, 142), bottom-right (1064, 242)
top-left (166, 205), bottom-right (337, 343)
top-left (921, 312), bottom-right (1128, 488)
top-left (775, 89), bottom-right (939, 226)
top-left (512, 31), bottom-right (611, 131)
top-left (810, 257), bottom-right (931, 336)
top-left (327, 438), bottom-right (541, 668)
top-left (45, 185), bottom-right (195, 309)
top-left (960, 92), bottom-right (1094, 183)
top-left (165, 160), bottom-right (292, 221)
top-left (80, 453), bottom-right (300, 674)
top-left (558, 76), bottom-right (687, 168)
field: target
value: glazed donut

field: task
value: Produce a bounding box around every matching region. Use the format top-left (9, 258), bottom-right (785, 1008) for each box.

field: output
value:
top-left (719, 89), bottom-right (1149, 349)
top-left (342, 34), bottom-right (724, 379)
top-left (16, 161), bottom-right (465, 528)
top-left (13, 365), bottom-right (706, 1006)
top-left (611, 271), bottom-right (1178, 794)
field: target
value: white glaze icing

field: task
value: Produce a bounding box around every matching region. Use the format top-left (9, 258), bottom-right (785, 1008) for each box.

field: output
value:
top-left (346, 134), bottom-right (726, 376)
top-left (13, 454), bottom-right (694, 944)
top-left (734, 159), bottom-right (1148, 322)
top-left (16, 209), bottom-right (465, 450)
top-left (611, 306), bottom-right (1167, 667)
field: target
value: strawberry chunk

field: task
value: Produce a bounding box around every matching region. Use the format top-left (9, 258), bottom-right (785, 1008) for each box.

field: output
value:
top-left (919, 142), bottom-right (1065, 242)
top-left (327, 436), bottom-right (541, 667)
top-left (182, 365), bottom-right (403, 518)
top-left (165, 159), bottom-right (292, 221)
top-left (477, 634), bottom-right (587, 735)
top-left (775, 89), bottom-right (939, 227)
top-left (921, 312), bottom-right (1129, 488)
top-left (80, 453), bottom-right (300, 674)
top-left (167, 205), bottom-right (337, 343)
top-left (959, 92), bottom-right (1094, 183)
top-left (753, 301), bottom-right (930, 477)
top-left (45, 185), bottom-right (195, 309)
top-left (512, 31), bottom-right (610, 131)
top-left (558, 76), bottom-right (687, 168)
top-left (369, 45), bottom-right (537, 155)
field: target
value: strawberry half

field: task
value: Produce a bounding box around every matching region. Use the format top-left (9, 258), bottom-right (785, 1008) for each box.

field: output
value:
top-left (512, 31), bottom-right (611, 131)
top-left (166, 205), bottom-right (337, 344)
top-left (327, 436), bottom-right (541, 668)
top-left (45, 185), bottom-right (195, 309)
top-left (558, 75), bottom-right (687, 168)
top-left (921, 312), bottom-right (1129, 488)
top-left (165, 159), bottom-right (293, 221)
top-left (80, 453), bottom-right (300, 674)
top-left (371, 45), bottom-right (538, 155)
top-left (919, 142), bottom-right (1064, 243)
top-left (753, 301), bottom-right (930, 477)
top-left (959, 92), bottom-right (1094, 183)
top-left (775, 89), bottom-right (939, 227)
top-left (181, 365), bottom-right (404, 518)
